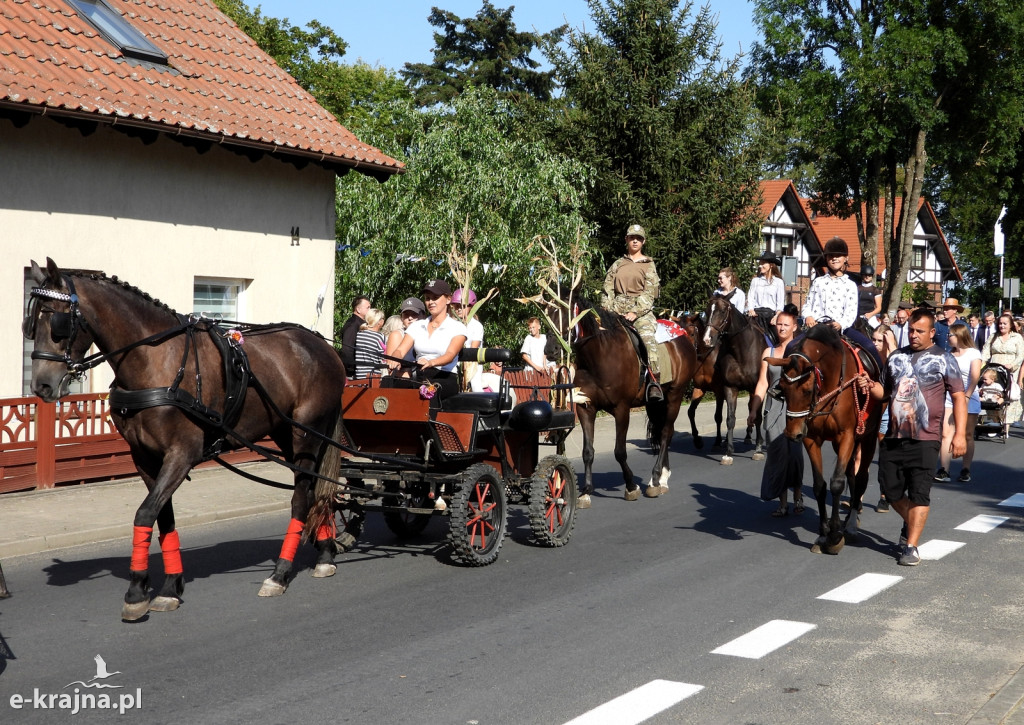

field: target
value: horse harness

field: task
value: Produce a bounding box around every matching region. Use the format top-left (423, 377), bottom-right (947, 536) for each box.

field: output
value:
top-left (782, 338), bottom-right (873, 434)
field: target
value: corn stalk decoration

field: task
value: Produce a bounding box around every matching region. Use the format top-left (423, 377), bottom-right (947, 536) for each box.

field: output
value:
top-left (448, 216), bottom-right (501, 323)
top-left (518, 228), bottom-right (596, 368)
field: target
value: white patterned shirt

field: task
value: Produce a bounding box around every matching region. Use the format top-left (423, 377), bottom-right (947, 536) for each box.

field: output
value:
top-left (801, 273), bottom-right (858, 329)
top-left (746, 275), bottom-right (786, 313)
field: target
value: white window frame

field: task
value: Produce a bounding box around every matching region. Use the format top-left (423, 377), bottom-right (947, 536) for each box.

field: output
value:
top-left (193, 278), bottom-right (248, 322)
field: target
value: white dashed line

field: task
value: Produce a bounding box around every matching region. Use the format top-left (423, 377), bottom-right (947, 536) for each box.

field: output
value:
top-left (817, 573), bottom-right (902, 603)
top-left (917, 539), bottom-right (965, 560)
top-left (711, 620), bottom-right (816, 659)
top-left (956, 514), bottom-right (1010, 532)
top-left (562, 679), bottom-right (704, 725)
top-left (998, 493), bottom-right (1024, 508)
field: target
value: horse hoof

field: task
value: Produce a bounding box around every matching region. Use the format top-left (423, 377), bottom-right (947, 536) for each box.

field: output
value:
top-left (693, 437), bottom-right (704, 450)
top-left (578, 494), bottom-right (592, 509)
top-left (752, 452), bottom-right (765, 461)
top-left (121, 600), bottom-right (150, 621)
top-left (644, 485), bottom-right (664, 498)
top-left (149, 596), bottom-right (180, 612)
top-left (810, 544), bottom-right (822, 554)
top-left (624, 488), bottom-right (640, 502)
top-left (258, 578), bottom-right (287, 597)
top-left (720, 455), bottom-right (733, 465)
top-left (312, 563), bottom-right (337, 579)
top-left (824, 539), bottom-right (845, 555)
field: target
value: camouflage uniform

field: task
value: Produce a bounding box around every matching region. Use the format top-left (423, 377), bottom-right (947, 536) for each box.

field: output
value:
top-left (602, 255), bottom-right (661, 378)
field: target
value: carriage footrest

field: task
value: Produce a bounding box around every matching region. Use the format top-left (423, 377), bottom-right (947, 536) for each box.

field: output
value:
top-left (549, 410), bottom-right (576, 429)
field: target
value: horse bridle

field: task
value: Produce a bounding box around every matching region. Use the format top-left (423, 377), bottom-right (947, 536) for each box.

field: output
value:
top-left (24, 275), bottom-right (91, 381)
top-left (783, 344), bottom-right (860, 422)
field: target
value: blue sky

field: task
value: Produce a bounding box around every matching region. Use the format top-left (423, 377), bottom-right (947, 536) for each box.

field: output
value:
top-left (249, 1), bottom-right (761, 71)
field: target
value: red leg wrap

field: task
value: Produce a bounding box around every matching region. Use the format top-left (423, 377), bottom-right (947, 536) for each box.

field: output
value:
top-left (315, 519), bottom-right (336, 542)
top-left (131, 525), bottom-right (153, 572)
top-left (278, 518), bottom-right (305, 563)
top-left (159, 530), bottom-right (183, 575)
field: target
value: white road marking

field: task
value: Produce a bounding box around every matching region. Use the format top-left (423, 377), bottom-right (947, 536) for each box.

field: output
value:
top-left (562, 679), bottom-right (703, 725)
top-left (711, 620), bottom-right (816, 659)
top-left (956, 515), bottom-right (1010, 532)
top-left (817, 573), bottom-right (902, 603)
top-left (998, 493), bottom-right (1024, 508)
top-left (918, 539), bottom-right (965, 560)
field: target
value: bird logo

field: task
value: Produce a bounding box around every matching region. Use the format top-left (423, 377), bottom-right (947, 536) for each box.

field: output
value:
top-left (64, 655), bottom-right (124, 689)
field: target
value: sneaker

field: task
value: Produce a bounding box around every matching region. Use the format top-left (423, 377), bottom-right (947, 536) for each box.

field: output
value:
top-left (957, 469), bottom-right (972, 483)
top-left (876, 496), bottom-right (890, 512)
top-left (899, 523), bottom-right (908, 547)
top-left (933, 468), bottom-right (951, 482)
top-left (898, 545), bottom-right (921, 566)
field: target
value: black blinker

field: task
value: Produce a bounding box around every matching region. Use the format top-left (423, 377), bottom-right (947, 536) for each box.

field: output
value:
top-left (50, 312), bottom-right (72, 341)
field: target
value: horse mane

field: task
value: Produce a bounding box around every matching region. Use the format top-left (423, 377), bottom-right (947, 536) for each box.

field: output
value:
top-left (66, 270), bottom-right (178, 316)
top-left (575, 294), bottom-right (621, 335)
top-left (799, 323), bottom-right (843, 353)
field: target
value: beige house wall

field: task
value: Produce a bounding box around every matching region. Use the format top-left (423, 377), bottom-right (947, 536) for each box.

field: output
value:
top-left (1, 117), bottom-right (339, 396)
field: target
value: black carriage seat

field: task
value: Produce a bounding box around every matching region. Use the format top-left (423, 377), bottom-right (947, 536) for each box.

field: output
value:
top-left (441, 392), bottom-right (503, 415)
top-left (549, 408), bottom-right (576, 430)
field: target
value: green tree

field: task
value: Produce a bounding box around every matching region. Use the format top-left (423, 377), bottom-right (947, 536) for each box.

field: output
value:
top-left (213, 0), bottom-right (410, 126)
top-left (334, 87), bottom-right (596, 348)
top-left (748, 0), bottom-right (1024, 312)
top-left (401, 2), bottom-right (565, 107)
top-left (547, 0), bottom-right (767, 307)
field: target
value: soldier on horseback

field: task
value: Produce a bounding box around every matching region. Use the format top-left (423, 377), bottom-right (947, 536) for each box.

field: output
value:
top-left (602, 224), bottom-right (663, 402)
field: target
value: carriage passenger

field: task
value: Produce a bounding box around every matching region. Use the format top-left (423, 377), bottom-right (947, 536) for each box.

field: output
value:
top-left (383, 297), bottom-right (426, 373)
top-left (799, 236), bottom-right (882, 371)
top-left (451, 287), bottom-right (485, 391)
top-left (353, 309), bottom-right (385, 379)
top-left (388, 279), bottom-right (467, 399)
top-left (340, 294), bottom-right (371, 378)
top-left (601, 223), bottom-right (663, 401)
top-left (714, 267), bottom-right (745, 313)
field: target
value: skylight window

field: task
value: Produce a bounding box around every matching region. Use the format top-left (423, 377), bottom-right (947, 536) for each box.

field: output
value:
top-left (67, 0), bottom-right (168, 65)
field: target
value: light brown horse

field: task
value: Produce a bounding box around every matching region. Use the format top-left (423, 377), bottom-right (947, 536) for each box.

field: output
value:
top-left (23, 259), bottom-right (347, 620)
top-left (767, 324), bottom-right (883, 554)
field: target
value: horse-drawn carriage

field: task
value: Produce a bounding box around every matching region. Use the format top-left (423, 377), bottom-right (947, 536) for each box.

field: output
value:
top-left (328, 355), bottom-right (580, 566)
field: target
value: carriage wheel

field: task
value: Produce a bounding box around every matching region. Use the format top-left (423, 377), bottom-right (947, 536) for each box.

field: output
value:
top-left (382, 481), bottom-right (432, 539)
top-left (528, 455), bottom-right (578, 547)
top-left (447, 463), bottom-right (508, 566)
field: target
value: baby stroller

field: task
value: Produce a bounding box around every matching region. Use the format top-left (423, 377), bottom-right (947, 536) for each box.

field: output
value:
top-left (975, 363), bottom-right (1012, 443)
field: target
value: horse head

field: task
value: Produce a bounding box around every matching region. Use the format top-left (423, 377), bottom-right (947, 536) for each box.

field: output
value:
top-left (702, 295), bottom-right (746, 349)
top-left (766, 325), bottom-right (841, 440)
top-left (23, 258), bottom-right (97, 402)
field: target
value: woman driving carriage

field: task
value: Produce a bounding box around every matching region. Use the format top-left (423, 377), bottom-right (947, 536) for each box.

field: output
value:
top-left (799, 236), bottom-right (882, 371)
top-left (387, 279), bottom-right (467, 400)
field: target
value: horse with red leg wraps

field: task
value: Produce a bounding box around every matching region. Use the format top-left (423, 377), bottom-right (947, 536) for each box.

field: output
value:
top-left (23, 259), bottom-right (347, 620)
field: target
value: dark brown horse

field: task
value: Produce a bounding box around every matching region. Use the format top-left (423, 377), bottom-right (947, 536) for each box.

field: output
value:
top-left (680, 313), bottom-right (733, 453)
top-left (701, 296), bottom-right (767, 464)
top-left (767, 324), bottom-right (883, 554)
top-left (569, 301), bottom-right (698, 504)
top-left (23, 259), bottom-right (346, 620)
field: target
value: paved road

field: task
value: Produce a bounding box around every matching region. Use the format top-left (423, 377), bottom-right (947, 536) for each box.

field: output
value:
top-left (1, 415), bottom-right (1023, 724)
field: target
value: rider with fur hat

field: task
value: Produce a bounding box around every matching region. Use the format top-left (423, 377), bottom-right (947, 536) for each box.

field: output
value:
top-left (602, 223), bottom-right (663, 401)
top-left (801, 236), bottom-right (882, 370)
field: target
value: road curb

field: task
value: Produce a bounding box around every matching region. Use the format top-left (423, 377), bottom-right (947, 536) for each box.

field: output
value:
top-left (967, 664), bottom-right (1024, 724)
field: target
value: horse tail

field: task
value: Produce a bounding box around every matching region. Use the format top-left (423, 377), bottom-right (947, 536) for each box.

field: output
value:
top-left (646, 396), bottom-right (668, 453)
top-left (304, 409), bottom-right (344, 541)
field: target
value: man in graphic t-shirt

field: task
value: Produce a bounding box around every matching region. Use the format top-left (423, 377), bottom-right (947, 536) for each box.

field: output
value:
top-left (858, 308), bottom-right (965, 567)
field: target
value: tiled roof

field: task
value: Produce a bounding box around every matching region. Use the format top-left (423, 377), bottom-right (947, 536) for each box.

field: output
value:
top-left (758, 179), bottom-right (793, 220)
top-left (0, 0), bottom-right (403, 178)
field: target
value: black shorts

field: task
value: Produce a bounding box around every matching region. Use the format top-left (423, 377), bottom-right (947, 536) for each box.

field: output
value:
top-left (879, 439), bottom-right (940, 506)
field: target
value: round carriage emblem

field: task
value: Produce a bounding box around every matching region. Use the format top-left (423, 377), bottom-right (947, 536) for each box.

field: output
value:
top-left (372, 396), bottom-right (389, 414)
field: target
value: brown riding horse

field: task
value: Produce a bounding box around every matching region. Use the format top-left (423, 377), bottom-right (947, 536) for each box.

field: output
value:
top-left (701, 296), bottom-right (767, 464)
top-left (23, 259), bottom-right (347, 620)
top-left (767, 324), bottom-right (883, 554)
top-left (570, 301), bottom-right (699, 504)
